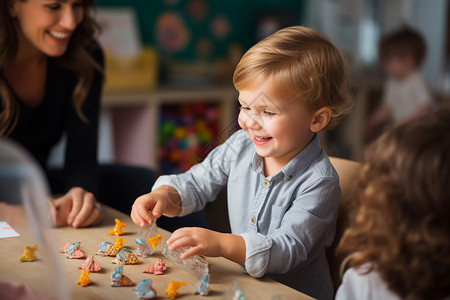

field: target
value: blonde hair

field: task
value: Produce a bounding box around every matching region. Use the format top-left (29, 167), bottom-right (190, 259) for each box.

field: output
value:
top-left (233, 26), bottom-right (352, 128)
top-left (0, 0), bottom-right (102, 136)
top-left (337, 109), bottom-right (450, 299)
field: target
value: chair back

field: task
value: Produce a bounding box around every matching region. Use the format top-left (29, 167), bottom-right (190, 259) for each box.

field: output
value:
top-left (327, 157), bottom-right (361, 292)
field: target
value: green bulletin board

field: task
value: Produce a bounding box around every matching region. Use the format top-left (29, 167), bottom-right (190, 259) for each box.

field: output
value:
top-left (95, 0), bottom-right (304, 61)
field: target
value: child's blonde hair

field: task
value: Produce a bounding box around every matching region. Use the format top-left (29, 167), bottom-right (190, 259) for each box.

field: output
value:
top-left (338, 109), bottom-right (450, 299)
top-left (233, 26), bottom-right (352, 128)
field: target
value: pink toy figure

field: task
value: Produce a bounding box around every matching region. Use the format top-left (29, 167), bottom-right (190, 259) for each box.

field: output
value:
top-left (108, 218), bottom-right (126, 236)
top-left (77, 269), bottom-right (91, 287)
top-left (143, 258), bottom-right (167, 275)
top-left (78, 255), bottom-right (102, 272)
top-left (164, 281), bottom-right (186, 299)
top-left (19, 244), bottom-right (38, 262)
top-left (59, 242), bottom-right (85, 259)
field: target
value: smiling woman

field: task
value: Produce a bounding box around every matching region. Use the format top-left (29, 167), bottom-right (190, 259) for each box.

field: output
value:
top-left (11, 0), bottom-right (85, 57)
top-left (0, 0), bottom-right (206, 232)
top-left (0, 0), bottom-right (105, 228)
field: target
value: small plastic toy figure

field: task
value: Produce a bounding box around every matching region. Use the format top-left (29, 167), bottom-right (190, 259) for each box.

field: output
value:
top-left (115, 237), bottom-right (125, 251)
top-left (96, 241), bottom-right (118, 256)
top-left (194, 274), bottom-right (210, 296)
top-left (133, 279), bottom-right (157, 299)
top-left (164, 280), bottom-right (186, 299)
top-left (19, 244), bottom-right (38, 262)
top-left (78, 255), bottom-right (102, 272)
top-left (111, 265), bottom-right (134, 287)
top-left (147, 233), bottom-right (162, 249)
top-left (77, 269), bottom-right (91, 287)
top-left (223, 281), bottom-right (246, 300)
top-left (135, 238), bottom-right (155, 258)
top-left (112, 248), bottom-right (139, 265)
top-left (162, 242), bottom-right (209, 279)
top-left (135, 219), bottom-right (161, 258)
top-left (108, 218), bottom-right (126, 236)
top-left (143, 258), bottom-right (167, 275)
top-left (59, 242), bottom-right (85, 259)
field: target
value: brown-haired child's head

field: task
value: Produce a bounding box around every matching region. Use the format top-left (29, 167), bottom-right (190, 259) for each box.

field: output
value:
top-left (233, 26), bottom-right (352, 129)
top-left (379, 26), bottom-right (427, 79)
top-left (338, 109), bottom-right (450, 299)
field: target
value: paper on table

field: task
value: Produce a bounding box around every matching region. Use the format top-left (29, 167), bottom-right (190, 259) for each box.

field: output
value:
top-left (0, 221), bottom-right (20, 238)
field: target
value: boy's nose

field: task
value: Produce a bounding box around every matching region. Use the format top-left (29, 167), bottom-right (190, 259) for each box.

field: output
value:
top-left (242, 111), bottom-right (263, 130)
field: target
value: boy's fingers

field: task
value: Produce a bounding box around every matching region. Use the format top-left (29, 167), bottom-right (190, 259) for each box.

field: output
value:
top-left (151, 201), bottom-right (165, 219)
top-left (167, 234), bottom-right (193, 251)
top-left (180, 246), bottom-right (201, 260)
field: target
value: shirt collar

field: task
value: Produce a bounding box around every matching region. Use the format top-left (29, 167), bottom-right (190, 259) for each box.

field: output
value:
top-left (250, 134), bottom-right (322, 181)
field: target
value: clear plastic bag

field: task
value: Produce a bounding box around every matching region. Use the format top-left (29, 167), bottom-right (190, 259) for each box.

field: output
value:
top-left (162, 242), bottom-right (209, 279)
top-left (134, 214), bottom-right (161, 257)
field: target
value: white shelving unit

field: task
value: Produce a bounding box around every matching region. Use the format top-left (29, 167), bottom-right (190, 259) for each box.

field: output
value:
top-left (101, 87), bottom-right (238, 170)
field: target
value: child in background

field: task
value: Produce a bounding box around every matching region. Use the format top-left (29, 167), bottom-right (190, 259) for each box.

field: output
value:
top-left (336, 109), bottom-right (450, 300)
top-left (131, 26), bottom-right (352, 300)
top-left (365, 26), bottom-right (433, 140)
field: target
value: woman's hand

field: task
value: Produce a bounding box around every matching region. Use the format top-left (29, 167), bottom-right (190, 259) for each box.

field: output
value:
top-left (49, 187), bottom-right (103, 228)
top-left (166, 227), bottom-right (246, 266)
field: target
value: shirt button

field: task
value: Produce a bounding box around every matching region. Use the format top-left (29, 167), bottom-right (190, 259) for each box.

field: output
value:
top-left (285, 175), bottom-right (292, 181)
top-left (262, 179), bottom-right (270, 187)
top-left (250, 216), bottom-right (256, 224)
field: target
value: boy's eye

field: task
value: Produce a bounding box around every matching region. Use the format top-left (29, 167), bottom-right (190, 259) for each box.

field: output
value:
top-left (263, 110), bottom-right (276, 116)
top-left (239, 106), bottom-right (251, 111)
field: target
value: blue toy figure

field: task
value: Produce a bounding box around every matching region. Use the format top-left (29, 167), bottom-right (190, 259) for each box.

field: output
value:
top-left (133, 279), bottom-right (157, 299)
top-left (194, 274), bottom-right (211, 296)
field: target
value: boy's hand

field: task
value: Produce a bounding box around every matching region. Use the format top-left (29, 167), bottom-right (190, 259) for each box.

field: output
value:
top-left (131, 185), bottom-right (182, 228)
top-left (166, 227), bottom-right (246, 266)
top-left (166, 227), bottom-right (223, 259)
top-left (131, 192), bottom-right (167, 227)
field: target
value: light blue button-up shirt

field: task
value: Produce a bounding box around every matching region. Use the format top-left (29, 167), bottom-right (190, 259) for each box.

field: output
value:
top-left (152, 130), bottom-right (340, 300)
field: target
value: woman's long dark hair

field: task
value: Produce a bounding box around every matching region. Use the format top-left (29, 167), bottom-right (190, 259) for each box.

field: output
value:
top-left (0, 0), bottom-right (102, 135)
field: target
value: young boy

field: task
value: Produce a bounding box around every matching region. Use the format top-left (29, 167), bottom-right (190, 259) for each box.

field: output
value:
top-left (131, 26), bottom-right (352, 300)
top-left (365, 26), bottom-right (433, 140)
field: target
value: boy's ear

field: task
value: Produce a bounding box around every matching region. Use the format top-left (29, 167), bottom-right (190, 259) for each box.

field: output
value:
top-left (310, 107), bottom-right (332, 133)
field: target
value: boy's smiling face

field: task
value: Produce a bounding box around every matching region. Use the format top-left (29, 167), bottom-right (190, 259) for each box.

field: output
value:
top-left (238, 79), bottom-right (317, 173)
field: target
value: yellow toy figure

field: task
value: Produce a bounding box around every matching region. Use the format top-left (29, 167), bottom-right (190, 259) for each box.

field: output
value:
top-left (19, 244), bottom-right (38, 262)
top-left (108, 218), bottom-right (126, 236)
top-left (77, 269), bottom-right (91, 287)
top-left (147, 233), bottom-right (162, 249)
top-left (164, 280), bottom-right (186, 299)
top-left (115, 237), bottom-right (125, 251)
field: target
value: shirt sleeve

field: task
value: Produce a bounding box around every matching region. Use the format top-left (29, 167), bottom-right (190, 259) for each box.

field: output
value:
top-left (63, 42), bottom-right (104, 197)
top-left (241, 177), bottom-right (340, 277)
top-left (152, 132), bottom-right (239, 216)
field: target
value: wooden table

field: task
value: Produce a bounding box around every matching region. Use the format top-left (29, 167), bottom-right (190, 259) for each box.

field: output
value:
top-left (0, 204), bottom-right (313, 300)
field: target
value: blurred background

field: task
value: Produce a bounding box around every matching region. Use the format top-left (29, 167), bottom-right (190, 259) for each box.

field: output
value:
top-left (51, 0), bottom-right (450, 175)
